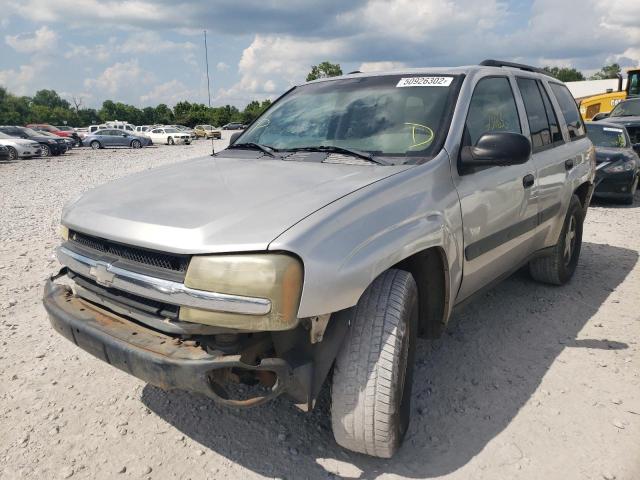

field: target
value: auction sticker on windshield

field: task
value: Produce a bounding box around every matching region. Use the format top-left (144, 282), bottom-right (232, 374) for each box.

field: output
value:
top-left (396, 77), bottom-right (453, 87)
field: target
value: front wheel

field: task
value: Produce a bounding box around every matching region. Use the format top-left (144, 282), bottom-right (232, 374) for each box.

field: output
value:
top-left (331, 269), bottom-right (418, 458)
top-left (7, 146), bottom-right (18, 160)
top-left (40, 144), bottom-right (51, 157)
top-left (529, 194), bottom-right (584, 285)
top-left (167, 137), bottom-right (174, 145)
top-left (623, 176), bottom-right (638, 205)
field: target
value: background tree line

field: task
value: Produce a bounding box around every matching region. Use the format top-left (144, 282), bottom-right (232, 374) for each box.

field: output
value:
top-left (542, 63), bottom-right (623, 82)
top-left (0, 86), bottom-right (272, 128)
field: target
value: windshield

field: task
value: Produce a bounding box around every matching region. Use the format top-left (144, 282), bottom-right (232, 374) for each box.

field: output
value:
top-left (164, 128), bottom-right (179, 133)
top-left (586, 124), bottom-right (629, 148)
top-left (0, 132), bottom-right (12, 139)
top-left (239, 74), bottom-right (460, 161)
top-left (202, 125), bottom-right (213, 130)
top-left (610, 99), bottom-right (640, 117)
top-left (22, 127), bottom-right (42, 136)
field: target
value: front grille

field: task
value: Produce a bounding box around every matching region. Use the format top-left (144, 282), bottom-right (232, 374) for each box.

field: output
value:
top-left (70, 231), bottom-right (190, 273)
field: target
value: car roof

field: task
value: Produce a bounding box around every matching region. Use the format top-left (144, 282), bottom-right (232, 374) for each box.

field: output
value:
top-left (586, 121), bottom-right (628, 129)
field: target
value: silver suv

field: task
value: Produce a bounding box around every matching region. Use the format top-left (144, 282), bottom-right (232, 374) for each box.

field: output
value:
top-left (44, 60), bottom-right (594, 458)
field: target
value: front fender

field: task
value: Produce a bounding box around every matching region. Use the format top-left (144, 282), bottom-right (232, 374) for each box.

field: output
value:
top-left (269, 151), bottom-right (463, 318)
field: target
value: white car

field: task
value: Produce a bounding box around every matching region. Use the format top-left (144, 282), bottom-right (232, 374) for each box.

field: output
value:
top-left (146, 127), bottom-right (191, 145)
top-left (0, 132), bottom-right (42, 160)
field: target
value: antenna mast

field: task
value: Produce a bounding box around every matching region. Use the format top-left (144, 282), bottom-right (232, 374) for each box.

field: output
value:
top-left (204, 29), bottom-right (214, 155)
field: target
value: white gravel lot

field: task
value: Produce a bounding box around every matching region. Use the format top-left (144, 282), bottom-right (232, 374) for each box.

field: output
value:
top-left (1, 136), bottom-right (639, 480)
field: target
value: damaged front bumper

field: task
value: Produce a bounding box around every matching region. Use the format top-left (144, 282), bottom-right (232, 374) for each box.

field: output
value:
top-left (43, 273), bottom-right (296, 407)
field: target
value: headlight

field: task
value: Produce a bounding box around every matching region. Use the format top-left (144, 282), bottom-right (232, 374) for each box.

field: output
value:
top-left (179, 254), bottom-right (303, 331)
top-left (59, 225), bottom-right (69, 241)
top-left (604, 160), bottom-right (636, 174)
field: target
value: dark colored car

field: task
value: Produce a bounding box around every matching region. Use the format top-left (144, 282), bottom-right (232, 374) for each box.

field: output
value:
top-left (594, 98), bottom-right (640, 150)
top-left (586, 122), bottom-right (639, 204)
top-left (221, 122), bottom-right (246, 130)
top-left (83, 129), bottom-right (152, 149)
top-left (0, 144), bottom-right (9, 161)
top-left (27, 123), bottom-right (81, 146)
top-left (0, 126), bottom-right (66, 156)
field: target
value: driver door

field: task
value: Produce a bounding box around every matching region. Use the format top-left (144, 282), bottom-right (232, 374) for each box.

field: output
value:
top-left (454, 75), bottom-right (539, 302)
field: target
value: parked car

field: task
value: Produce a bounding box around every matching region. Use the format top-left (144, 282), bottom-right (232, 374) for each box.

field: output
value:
top-left (89, 122), bottom-right (136, 134)
top-left (170, 125), bottom-right (197, 140)
top-left (135, 125), bottom-right (152, 135)
top-left (593, 97), bottom-right (640, 149)
top-left (0, 131), bottom-right (42, 159)
top-left (221, 122), bottom-right (245, 130)
top-left (193, 124), bottom-right (222, 139)
top-left (145, 127), bottom-right (191, 145)
top-left (38, 131), bottom-right (74, 150)
top-left (83, 129), bottom-right (152, 149)
top-left (45, 60), bottom-right (595, 459)
top-left (586, 122), bottom-right (639, 204)
top-left (0, 144), bottom-right (10, 161)
top-left (0, 126), bottom-right (66, 156)
top-left (27, 123), bottom-right (81, 145)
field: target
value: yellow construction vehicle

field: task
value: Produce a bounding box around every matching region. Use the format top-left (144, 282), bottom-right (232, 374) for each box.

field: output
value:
top-left (578, 68), bottom-right (640, 120)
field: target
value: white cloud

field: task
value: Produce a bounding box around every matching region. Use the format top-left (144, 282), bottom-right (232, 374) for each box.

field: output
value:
top-left (358, 61), bottom-right (408, 72)
top-left (140, 79), bottom-right (193, 105)
top-left (216, 61), bottom-right (229, 72)
top-left (0, 62), bottom-right (49, 95)
top-left (119, 31), bottom-right (195, 54)
top-left (5, 26), bottom-right (58, 53)
top-left (84, 60), bottom-right (153, 94)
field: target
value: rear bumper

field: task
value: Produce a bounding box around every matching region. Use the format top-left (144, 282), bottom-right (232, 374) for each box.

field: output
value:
top-left (43, 275), bottom-right (293, 407)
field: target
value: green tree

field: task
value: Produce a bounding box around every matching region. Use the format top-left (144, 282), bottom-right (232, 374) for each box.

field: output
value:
top-left (543, 66), bottom-right (585, 82)
top-left (32, 89), bottom-right (70, 110)
top-left (590, 63), bottom-right (621, 80)
top-left (306, 61), bottom-right (343, 82)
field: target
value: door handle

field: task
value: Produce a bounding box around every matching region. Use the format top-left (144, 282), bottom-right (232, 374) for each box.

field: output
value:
top-left (565, 158), bottom-right (575, 170)
top-left (523, 174), bottom-right (535, 188)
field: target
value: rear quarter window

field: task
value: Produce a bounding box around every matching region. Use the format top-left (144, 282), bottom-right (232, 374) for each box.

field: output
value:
top-left (550, 83), bottom-right (586, 140)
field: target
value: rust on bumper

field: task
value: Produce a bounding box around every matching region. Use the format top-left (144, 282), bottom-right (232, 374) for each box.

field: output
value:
top-left (43, 272), bottom-right (292, 407)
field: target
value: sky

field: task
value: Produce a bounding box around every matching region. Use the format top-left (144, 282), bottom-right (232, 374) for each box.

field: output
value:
top-left (0, 0), bottom-right (639, 109)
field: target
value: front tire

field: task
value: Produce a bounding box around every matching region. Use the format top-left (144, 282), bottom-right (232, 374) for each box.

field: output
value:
top-left (7, 146), bottom-right (18, 160)
top-left (623, 176), bottom-right (638, 205)
top-left (167, 137), bottom-right (174, 145)
top-left (40, 144), bottom-right (51, 157)
top-left (331, 269), bottom-right (418, 458)
top-left (529, 194), bottom-right (584, 285)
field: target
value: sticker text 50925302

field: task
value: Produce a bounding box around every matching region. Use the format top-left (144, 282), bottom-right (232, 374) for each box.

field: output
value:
top-left (396, 77), bottom-right (453, 87)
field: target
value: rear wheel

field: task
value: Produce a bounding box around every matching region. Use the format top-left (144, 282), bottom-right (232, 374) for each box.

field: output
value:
top-left (7, 146), bottom-right (18, 160)
top-left (131, 139), bottom-right (142, 149)
top-left (90, 141), bottom-right (101, 150)
top-left (168, 137), bottom-right (174, 145)
top-left (529, 194), bottom-right (584, 285)
top-left (40, 144), bottom-right (51, 157)
top-left (331, 269), bottom-right (418, 458)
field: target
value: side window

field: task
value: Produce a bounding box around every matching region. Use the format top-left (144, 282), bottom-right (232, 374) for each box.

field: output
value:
top-left (538, 81), bottom-right (562, 143)
top-left (517, 77), bottom-right (552, 151)
top-left (465, 77), bottom-right (521, 146)
top-left (549, 83), bottom-right (586, 140)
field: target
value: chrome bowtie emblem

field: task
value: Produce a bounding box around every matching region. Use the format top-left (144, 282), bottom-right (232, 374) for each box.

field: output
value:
top-left (89, 262), bottom-right (115, 287)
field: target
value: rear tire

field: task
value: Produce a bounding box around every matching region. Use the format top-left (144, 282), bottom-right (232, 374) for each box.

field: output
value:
top-left (331, 269), bottom-right (418, 458)
top-left (7, 146), bottom-right (18, 160)
top-left (90, 141), bottom-right (101, 150)
top-left (529, 194), bottom-right (583, 285)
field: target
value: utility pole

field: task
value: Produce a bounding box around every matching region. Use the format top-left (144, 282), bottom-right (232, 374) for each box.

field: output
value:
top-left (204, 29), bottom-right (214, 155)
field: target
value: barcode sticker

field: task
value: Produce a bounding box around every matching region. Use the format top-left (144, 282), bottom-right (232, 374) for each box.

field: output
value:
top-left (396, 77), bottom-right (453, 87)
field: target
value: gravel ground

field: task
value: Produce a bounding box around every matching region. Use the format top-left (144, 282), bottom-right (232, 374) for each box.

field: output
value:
top-left (1, 137), bottom-right (639, 480)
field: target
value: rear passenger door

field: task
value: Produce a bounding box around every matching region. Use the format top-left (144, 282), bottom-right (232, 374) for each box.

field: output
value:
top-left (515, 77), bottom-right (566, 245)
top-left (455, 75), bottom-right (539, 301)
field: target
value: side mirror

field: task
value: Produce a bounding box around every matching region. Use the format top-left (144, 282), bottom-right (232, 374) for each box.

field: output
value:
top-left (460, 132), bottom-right (531, 172)
top-left (229, 131), bottom-right (242, 144)
top-left (122, 133), bottom-right (127, 137)
top-left (591, 112), bottom-right (610, 121)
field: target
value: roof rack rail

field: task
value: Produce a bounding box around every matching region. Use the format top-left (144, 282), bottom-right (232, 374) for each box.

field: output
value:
top-left (347, 70), bottom-right (361, 75)
top-left (479, 59), bottom-right (549, 76)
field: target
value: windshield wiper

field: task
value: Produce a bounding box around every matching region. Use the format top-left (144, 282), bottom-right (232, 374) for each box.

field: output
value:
top-left (227, 142), bottom-right (276, 157)
top-left (284, 145), bottom-right (387, 165)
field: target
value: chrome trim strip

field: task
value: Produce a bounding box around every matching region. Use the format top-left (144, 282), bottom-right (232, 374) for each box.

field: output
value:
top-left (56, 246), bottom-right (271, 315)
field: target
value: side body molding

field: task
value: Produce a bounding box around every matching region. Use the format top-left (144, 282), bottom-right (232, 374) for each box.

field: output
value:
top-left (269, 150), bottom-right (464, 320)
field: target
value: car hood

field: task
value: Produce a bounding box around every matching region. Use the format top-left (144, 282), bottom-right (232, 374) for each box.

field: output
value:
top-left (594, 146), bottom-right (636, 164)
top-left (62, 154), bottom-right (412, 254)
top-left (0, 138), bottom-right (38, 146)
top-left (606, 116), bottom-right (640, 126)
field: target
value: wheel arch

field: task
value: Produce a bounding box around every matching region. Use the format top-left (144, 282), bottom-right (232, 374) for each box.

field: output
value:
top-left (573, 181), bottom-right (593, 210)
top-left (392, 246), bottom-right (451, 338)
